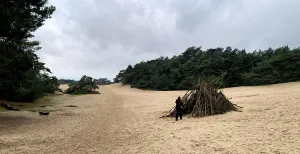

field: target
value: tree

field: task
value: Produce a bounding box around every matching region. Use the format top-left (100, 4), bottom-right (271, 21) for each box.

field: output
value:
top-left (0, 0), bottom-right (57, 101)
top-left (94, 78), bottom-right (112, 85)
top-left (114, 69), bottom-right (126, 83)
top-left (0, 0), bottom-right (55, 40)
top-left (65, 75), bottom-right (99, 95)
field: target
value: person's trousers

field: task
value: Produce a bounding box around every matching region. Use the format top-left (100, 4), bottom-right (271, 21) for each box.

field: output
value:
top-left (176, 108), bottom-right (182, 121)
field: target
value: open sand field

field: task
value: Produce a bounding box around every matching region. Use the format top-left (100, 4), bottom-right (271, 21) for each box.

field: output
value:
top-left (1, 82), bottom-right (300, 154)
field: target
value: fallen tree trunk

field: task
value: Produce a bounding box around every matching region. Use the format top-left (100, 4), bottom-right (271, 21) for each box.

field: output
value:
top-left (1, 102), bottom-right (20, 111)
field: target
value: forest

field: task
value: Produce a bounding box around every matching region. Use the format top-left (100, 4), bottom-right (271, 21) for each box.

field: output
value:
top-left (114, 46), bottom-right (300, 90)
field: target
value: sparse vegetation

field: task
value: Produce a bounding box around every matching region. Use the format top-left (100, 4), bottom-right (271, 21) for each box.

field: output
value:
top-left (0, 106), bottom-right (7, 112)
top-left (64, 75), bottom-right (100, 95)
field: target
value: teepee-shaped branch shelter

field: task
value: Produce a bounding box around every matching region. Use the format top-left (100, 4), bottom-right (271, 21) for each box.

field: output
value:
top-left (168, 73), bottom-right (238, 117)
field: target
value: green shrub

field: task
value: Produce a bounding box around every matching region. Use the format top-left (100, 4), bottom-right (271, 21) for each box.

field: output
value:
top-left (64, 75), bottom-right (99, 95)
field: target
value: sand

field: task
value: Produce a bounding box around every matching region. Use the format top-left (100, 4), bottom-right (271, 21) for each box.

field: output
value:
top-left (1, 82), bottom-right (300, 154)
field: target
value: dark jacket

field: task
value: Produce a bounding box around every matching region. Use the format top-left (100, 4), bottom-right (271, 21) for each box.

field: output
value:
top-left (175, 98), bottom-right (183, 109)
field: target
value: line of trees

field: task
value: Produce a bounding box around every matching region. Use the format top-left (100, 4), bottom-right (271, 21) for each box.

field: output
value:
top-left (114, 46), bottom-right (300, 90)
top-left (59, 79), bottom-right (77, 85)
top-left (59, 78), bottom-right (112, 85)
top-left (94, 78), bottom-right (112, 85)
top-left (0, 0), bottom-right (59, 101)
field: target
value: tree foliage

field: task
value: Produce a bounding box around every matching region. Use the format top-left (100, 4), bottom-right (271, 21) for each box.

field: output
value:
top-left (115, 46), bottom-right (300, 90)
top-left (94, 78), bottom-right (112, 85)
top-left (0, 0), bottom-right (58, 101)
top-left (64, 75), bottom-right (99, 95)
top-left (59, 79), bottom-right (77, 85)
top-left (0, 0), bottom-right (55, 40)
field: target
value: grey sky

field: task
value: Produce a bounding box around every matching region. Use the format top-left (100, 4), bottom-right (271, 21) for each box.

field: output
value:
top-left (34, 0), bottom-right (300, 80)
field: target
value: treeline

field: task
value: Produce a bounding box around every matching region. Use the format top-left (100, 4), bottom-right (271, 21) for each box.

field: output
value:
top-left (114, 46), bottom-right (300, 90)
top-left (94, 78), bottom-right (112, 85)
top-left (59, 78), bottom-right (112, 85)
top-left (0, 0), bottom-right (59, 101)
top-left (59, 79), bottom-right (77, 84)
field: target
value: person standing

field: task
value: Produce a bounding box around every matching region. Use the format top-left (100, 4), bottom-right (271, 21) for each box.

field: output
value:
top-left (175, 96), bottom-right (183, 121)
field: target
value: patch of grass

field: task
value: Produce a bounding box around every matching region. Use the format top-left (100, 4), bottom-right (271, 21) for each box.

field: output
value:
top-left (0, 106), bottom-right (8, 112)
top-left (3, 94), bottom-right (62, 112)
top-left (0, 93), bottom-right (66, 114)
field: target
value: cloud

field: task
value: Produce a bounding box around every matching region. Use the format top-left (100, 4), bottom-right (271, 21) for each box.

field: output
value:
top-left (34, 0), bottom-right (300, 80)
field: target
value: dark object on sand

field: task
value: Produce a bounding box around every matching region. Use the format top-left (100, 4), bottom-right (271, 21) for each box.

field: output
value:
top-left (40, 105), bottom-right (53, 108)
top-left (1, 103), bottom-right (20, 111)
top-left (39, 111), bottom-right (49, 115)
top-left (65, 105), bottom-right (77, 107)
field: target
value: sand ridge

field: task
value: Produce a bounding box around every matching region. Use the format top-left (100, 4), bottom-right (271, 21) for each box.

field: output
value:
top-left (1, 82), bottom-right (300, 153)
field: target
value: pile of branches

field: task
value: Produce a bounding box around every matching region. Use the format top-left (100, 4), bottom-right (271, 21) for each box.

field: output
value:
top-left (168, 73), bottom-right (238, 117)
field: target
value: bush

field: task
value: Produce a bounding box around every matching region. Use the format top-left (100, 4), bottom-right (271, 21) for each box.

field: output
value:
top-left (64, 75), bottom-right (99, 95)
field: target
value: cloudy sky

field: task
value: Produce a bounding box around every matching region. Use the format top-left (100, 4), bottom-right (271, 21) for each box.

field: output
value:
top-left (34, 0), bottom-right (300, 80)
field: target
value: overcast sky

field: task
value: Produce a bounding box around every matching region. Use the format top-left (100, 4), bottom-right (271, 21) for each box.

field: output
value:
top-left (34, 0), bottom-right (300, 80)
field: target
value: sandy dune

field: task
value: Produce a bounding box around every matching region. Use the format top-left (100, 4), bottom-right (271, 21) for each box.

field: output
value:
top-left (1, 82), bottom-right (300, 154)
